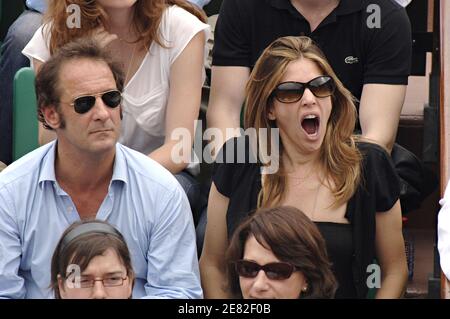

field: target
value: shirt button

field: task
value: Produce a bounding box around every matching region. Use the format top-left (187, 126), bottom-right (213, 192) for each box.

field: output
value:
top-left (67, 206), bottom-right (73, 212)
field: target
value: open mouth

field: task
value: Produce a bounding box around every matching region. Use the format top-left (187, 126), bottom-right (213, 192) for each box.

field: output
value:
top-left (301, 114), bottom-right (320, 136)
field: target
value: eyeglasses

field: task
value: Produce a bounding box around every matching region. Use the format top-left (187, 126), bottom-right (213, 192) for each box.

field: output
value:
top-left (69, 90), bottom-right (122, 114)
top-left (234, 260), bottom-right (296, 280)
top-left (271, 75), bottom-right (335, 103)
top-left (66, 274), bottom-right (128, 289)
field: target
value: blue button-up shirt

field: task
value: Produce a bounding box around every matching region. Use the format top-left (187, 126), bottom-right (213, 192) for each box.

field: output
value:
top-left (188, 0), bottom-right (212, 8)
top-left (26, 0), bottom-right (47, 13)
top-left (0, 141), bottom-right (202, 299)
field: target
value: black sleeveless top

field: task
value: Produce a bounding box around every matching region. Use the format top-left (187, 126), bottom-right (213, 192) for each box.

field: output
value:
top-left (212, 136), bottom-right (400, 298)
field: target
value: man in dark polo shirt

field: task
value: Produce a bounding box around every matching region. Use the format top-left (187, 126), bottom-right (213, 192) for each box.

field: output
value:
top-left (206, 0), bottom-right (412, 154)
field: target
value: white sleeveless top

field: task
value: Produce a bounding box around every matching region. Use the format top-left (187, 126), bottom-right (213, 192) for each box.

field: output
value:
top-left (23, 6), bottom-right (210, 173)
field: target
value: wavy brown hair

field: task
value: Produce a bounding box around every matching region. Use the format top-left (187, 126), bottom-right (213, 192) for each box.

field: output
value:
top-left (226, 206), bottom-right (337, 299)
top-left (244, 36), bottom-right (361, 208)
top-left (44, 0), bottom-right (206, 54)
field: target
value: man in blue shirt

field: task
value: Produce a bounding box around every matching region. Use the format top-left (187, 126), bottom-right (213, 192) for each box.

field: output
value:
top-left (0, 38), bottom-right (202, 299)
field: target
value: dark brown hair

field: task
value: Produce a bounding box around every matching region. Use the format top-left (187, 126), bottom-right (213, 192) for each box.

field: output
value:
top-left (45, 0), bottom-right (206, 54)
top-left (226, 206), bottom-right (337, 299)
top-left (35, 37), bottom-right (125, 130)
top-left (50, 220), bottom-right (135, 299)
top-left (244, 36), bottom-right (361, 209)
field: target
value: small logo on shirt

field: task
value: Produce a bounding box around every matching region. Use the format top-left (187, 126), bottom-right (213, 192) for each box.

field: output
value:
top-left (345, 56), bottom-right (359, 64)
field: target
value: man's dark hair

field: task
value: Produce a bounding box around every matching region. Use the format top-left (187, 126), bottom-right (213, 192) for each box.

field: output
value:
top-left (35, 37), bottom-right (125, 130)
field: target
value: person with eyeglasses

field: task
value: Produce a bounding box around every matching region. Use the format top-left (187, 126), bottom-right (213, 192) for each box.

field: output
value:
top-left (21, 0), bottom-right (211, 223)
top-left (0, 38), bottom-right (201, 299)
top-left (200, 36), bottom-right (407, 299)
top-left (51, 220), bottom-right (135, 299)
top-left (226, 206), bottom-right (337, 299)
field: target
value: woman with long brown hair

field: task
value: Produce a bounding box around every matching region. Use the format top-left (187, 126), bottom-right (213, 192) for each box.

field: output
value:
top-left (200, 36), bottom-right (407, 299)
top-left (23, 0), bottom-right (209, 202)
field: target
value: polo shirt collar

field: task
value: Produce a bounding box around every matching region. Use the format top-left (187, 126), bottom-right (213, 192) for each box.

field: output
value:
top-left (38, 141), bottom-right (128, 188)
top-left (267, 0), bottom-right (364, 16)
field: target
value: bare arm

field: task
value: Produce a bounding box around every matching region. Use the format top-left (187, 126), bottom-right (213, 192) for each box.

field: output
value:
top-left (149, 32), bottom-right (205, 174)
top-left (374, 200), bottom-right (408, 298)
top-left (199, 182), bottom-right (231, 298)
top-left (206, 66), bottom-right (250, 157)
top-left (359, 84), bottom-right (407, 153)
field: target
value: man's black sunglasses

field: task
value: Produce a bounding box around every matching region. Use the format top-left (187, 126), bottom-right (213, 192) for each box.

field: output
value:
top-left (271, 75), bottom-right (335, 103)
top-left (69, 90), bottom-right (122, 114)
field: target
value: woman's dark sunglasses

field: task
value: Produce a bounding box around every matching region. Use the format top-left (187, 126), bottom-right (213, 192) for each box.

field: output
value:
top-left (272, 75), bottom-right (335, 103)
top-left (234, 260), bottom-right (296, 280)
top-left (69, 90), bottom-right (122, 114)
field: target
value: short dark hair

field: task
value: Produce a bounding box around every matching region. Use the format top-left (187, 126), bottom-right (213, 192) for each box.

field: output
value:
top-left (35, 37), bottom-right (125, 130)
top-left (226, 206), bottom-right (337, 299)
top-left (50, 220), bottom-right (134, 299)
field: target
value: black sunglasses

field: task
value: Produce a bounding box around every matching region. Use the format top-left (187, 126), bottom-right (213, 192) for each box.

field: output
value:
top-left (234, 260), bottom-right (296, 280)
top-left (69, 90), bottom-right (122, 114)
top-left (272, 75), bottom-right (335, 103)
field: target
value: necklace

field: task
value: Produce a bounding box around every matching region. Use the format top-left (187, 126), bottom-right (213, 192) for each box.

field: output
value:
top-left (310, 181), bottom-right (322, 221)
top-left (287, 167), bottom-right (315, 181)
top-left (287, 165), bottom-right (317, 188)
top-left (288, 171), bottom-right (323, 221)
top-left (124, 43), bottom-right (137, 85)
top-left (118, 36), bottom-right (136, 45)
top-left (286, 161), bottom-right (318, 181)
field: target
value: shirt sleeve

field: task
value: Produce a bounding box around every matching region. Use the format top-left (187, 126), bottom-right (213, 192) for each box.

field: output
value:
top-left (22, 24), bottom-right (51, 68)
top-left (361, 142), bottom-right (400, 212)
top-left (438, 180), bottom-right (450, 280)
top-left (166, 6), bottom-right (211, 65)
top-left (363, 6), bottom-right (412, 85)
top-left (211, 0), bottom-right (251, 67)
top-left (142, 183), bottom-right (202, 299)
top-left (0, 188), bottom-right (26, 299)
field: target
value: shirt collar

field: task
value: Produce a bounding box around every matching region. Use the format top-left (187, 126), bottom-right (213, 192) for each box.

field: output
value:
top-left (111, 144), bottom-right (128, 185)
top-left (267, 0), bottom-right (364, 16)
top-left (38, 140), bottom-right (58, 186)
top-left (38, 141), bottom-right (128, 187)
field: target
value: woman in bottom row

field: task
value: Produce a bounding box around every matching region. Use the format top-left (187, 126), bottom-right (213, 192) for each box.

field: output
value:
top-left (226, 206), bottom-right (337, 299)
